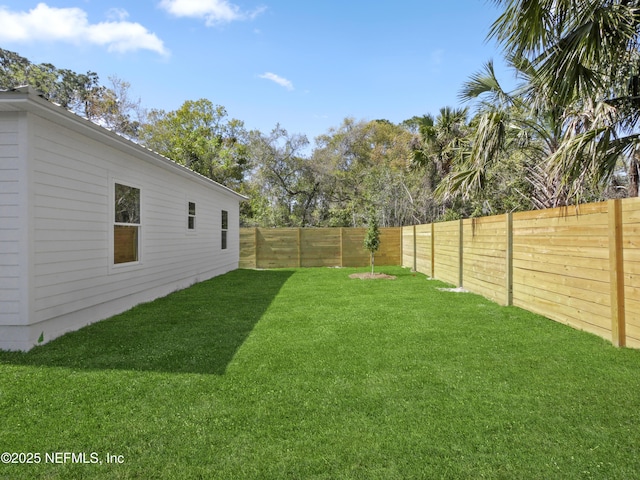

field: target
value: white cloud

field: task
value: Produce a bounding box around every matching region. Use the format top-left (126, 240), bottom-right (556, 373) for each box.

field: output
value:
top-left (106, 8), bottom-right (130, 22)
top-left (159, 0), bottom-right (266, 26)
top-left (0, 3), bottom-right (168, 56)
top-left (259, 72), bottom-right (294, 91)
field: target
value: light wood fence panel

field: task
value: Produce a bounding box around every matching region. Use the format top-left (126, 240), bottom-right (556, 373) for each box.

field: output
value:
top-left (433, 220), bottom-right (461, 286)
top-left (462, 215), bottom-right (508, 305)
top-left (256, 228), bottom-right (299, 269)
top-left (622, 197), bottom-right (640, 348)
top-left (240, 227), bottom-right (401, 269)
top-left (300, 228), bottom-right (341, 267)
top-left (239, 228), bottom-right (256, 268)
top-left (402, 226), bottom-right (415, 270)
top-left (377, 227), bottom-right (402, 266)
top-left (340, 227), bottom-right (370, 267)
top-left (415, 224), bottom-right (433, 277)
top-left (512, 203), bottom-right (612, 340)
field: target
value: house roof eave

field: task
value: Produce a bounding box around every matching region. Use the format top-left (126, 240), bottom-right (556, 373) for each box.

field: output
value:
top-left (0, 86), bottom-right (249, 202)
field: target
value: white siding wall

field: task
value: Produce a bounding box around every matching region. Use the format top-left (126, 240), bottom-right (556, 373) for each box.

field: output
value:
top-left (1, 111), bottom-right (240, 350)
top-left (0, 112), bottom-right (30, 349)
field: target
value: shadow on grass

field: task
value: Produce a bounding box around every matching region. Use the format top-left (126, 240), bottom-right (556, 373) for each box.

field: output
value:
top-left (0, 269), bottom-right (293, 375)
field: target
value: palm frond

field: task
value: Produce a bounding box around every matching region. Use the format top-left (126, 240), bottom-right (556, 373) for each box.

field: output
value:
top-left (459, 60), bottom-right (514, 106)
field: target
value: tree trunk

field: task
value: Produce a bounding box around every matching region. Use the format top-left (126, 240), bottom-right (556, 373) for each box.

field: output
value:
top-left (629, 152), bottom-right (640, 197)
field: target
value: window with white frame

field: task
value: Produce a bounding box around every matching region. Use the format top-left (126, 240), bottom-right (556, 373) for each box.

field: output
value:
top-left (114, 183), bottom-right (140, 264)
top-left (221, 210), bottom-right (228, 250)
top-left (188, 202), bottom-right (196, 230)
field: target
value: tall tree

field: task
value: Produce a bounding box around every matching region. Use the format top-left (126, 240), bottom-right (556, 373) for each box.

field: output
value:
top-left (407, 108), bottom-right (472, 218)
top-left (312, 118), bottom-right (418, 227)
top-left (244, 125), bottom-right (317, 227)
top-left (410, 107), bottom-right (470, 183)
top-left (489, 0), bottom-right (640, 197)
top-left (0, 48), bottom-right (143, 138)
top-left (441, 57), bottom-right (566, 210)
top-left (139, 99), bottom-right (248, 189)
top-left (83, 76), bottom-right (146, 139)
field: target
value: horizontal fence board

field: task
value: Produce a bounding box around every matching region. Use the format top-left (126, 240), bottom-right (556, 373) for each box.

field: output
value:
top-left (513, 288), bottom-right (610, 336)
top-left (513, 271), bottom-right (610, 310)
top-left (513, 242), bottom-right (609, 260)
top-left (622, 262), bottom-right (640, 275)
top-left (513, 202), bottom-right (608, 221)
top-left (463, 280), bottom-right (504, 304)
top-left (513, 225), bottom-right (610, 237)
top-left (513, 268), bottom-right (610, 296)
top-left (464, 251), bottom-right (507, 266)
top-left (513, 257), bottom-right (610, 283)
top-left (512, 235), bottom-right (610, 249)
top-left (513, 250), bottom-right (610, 272)
top-left (623, 248), bottom-right (640, 263)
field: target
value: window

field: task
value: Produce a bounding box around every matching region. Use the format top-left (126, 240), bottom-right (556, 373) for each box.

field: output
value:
top-left (188, 202), bottom-right (196, 230)
top-left (221, 210), bottom-right (228, 250)
top-left (114, 183), bottom-right (140, 264)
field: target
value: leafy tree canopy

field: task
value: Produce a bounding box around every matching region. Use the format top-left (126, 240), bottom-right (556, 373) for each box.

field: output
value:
top-left (139, 99), bottom-right (249, 190)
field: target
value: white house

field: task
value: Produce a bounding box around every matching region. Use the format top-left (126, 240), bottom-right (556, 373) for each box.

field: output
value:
top-left (0, 86), bottom-right (247, 351)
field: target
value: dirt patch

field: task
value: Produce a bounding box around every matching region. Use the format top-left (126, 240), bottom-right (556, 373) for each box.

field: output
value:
top-left (349, 273), bottom-right (397, 280)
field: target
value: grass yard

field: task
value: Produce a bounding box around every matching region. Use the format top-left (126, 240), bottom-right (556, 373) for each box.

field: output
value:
top-left (1, 266), bottom-right (640, 479)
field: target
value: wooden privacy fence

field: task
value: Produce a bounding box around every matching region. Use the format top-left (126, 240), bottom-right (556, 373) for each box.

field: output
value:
top-left (239, 198), bottom-right (640, 348)
top-left (240, 227), bottom-right (402, 269)
top-left (403, 198), bottom-right (640, 349)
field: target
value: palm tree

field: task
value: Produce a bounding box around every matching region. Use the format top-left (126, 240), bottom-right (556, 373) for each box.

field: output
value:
top-left (411, 107), bottom-right (469, 189)
top-left (440, 56), bottom-right (578, 209)
top-left (489, 0), bottom-right (640, 197)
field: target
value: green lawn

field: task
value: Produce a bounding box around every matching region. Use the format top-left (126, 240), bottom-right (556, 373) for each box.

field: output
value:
top-left (1, 267), bottom-right (640, 479)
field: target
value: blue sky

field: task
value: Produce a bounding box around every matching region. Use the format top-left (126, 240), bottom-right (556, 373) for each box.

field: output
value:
top-left (0, 0), bottom-right (513, 144)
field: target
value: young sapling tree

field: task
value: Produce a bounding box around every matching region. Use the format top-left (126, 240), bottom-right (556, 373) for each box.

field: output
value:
top-left (363, 211), bottom-right (380, 275)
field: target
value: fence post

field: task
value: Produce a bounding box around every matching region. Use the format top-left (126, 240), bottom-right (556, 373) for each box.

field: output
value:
top-left (412, 225), bottom-right (417, 272)
top-left (340, 227), bottom-right (344, 267)
top-left (430, 223), bottom-right (435, 278)
top-left (458, 219), bottom-right (464, 287)
top-left (254, 227), bottom-right (259, 269)
top-left (506, 213), bottom-right (513, 306)
top-left (608, 199), bottom-right (626, 347)
top-left (297, 228), bottom-right (302, 268)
